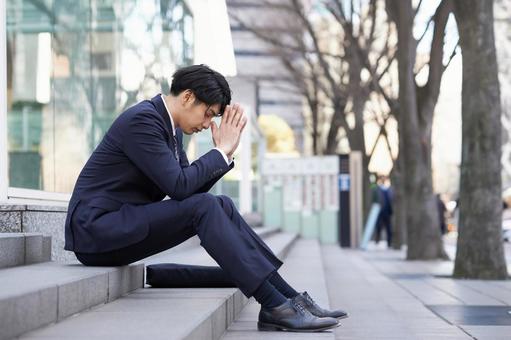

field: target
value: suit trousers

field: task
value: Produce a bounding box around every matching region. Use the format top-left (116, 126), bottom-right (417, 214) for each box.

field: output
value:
top-left (74, 193), bottom-right (283, 297)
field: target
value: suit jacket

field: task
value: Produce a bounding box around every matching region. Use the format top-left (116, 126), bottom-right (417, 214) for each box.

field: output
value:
top-left (64, 94), bottom-right (233, 253)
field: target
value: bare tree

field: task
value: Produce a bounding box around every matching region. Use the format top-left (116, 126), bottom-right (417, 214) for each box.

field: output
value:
top-left (452, 0), bottom-right (508, 279)
top-left (229, 0), bottom-right (396, 219)
top-left (386, 0), bottom-right (454, 259)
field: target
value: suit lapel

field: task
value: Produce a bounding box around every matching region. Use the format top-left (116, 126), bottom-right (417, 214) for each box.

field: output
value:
top-left (150, 94), bottom-right (174, 140)
top-left (150, 94), bottom-right (181, 161)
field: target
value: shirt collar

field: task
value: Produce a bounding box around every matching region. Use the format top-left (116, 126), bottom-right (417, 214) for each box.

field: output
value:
top-left (160, 94), bottom-right (176, 137)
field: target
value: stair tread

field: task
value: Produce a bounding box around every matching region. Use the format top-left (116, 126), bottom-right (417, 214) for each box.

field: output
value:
top-left (22, 288), bottom-right (240, 340)
top-left (18, 231), bottom-right (298, 340)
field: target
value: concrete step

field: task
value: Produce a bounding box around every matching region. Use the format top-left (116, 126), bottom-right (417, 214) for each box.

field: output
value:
top-left (0, 233), bottom-right (51, 269)
top-left (0, 226), bottom-right (281, 340)
top-left (19, 231), bottom-right (299, 340)
top-left (0, 261), bottom-right (144, 340)
top-left (220, 238), bottom-right (337, 339)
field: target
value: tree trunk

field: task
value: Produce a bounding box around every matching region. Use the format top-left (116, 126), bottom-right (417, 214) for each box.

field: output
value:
top-left (452, 0), bottom-right (508, 279)
top-left (393, 0), bottom-right (447, 260)
top-left (349, 53), bottom-right (372, 221)
top-left (390, 152), bottom-right (407, 249)
top-left (306, 78), bottom-right (320, 155)
top-left (311, 101), bottom-right (320, 155)
top-left (407, 121), bottom-right (447, 259)
top-left (390, 113), bottom-right (407, 249)
top-left (324, 100), bottom-right (347, 154)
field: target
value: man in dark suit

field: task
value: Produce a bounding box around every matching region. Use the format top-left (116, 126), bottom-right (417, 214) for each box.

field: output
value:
top-left (64, 64), bottom-right (346, 332)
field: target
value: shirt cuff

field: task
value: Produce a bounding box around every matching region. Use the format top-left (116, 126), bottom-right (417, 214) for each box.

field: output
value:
top-left (213, 148), bottom-right (232, 165)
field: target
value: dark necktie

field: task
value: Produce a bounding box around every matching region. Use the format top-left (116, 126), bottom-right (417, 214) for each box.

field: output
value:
top-left (172, 134), bottom-right (180, 163)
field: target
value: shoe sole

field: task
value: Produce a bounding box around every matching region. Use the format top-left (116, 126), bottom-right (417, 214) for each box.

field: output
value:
top-left (257, 321), bottom-right (340, 332)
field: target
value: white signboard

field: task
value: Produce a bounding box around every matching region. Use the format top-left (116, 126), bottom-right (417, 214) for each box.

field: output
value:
top-left (263, 156), bottom-right (340, 212)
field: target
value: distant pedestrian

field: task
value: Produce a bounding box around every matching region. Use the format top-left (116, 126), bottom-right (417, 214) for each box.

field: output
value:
top-left (436, 194), bottom-right (447, 235)
top-left (375, 176), bottom-right (393, 247)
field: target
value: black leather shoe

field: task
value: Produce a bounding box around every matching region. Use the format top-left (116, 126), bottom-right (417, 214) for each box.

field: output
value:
top-left (295, 291), bottom-right (348, 319)
top-left (258, 298), bottom-right (339, 332)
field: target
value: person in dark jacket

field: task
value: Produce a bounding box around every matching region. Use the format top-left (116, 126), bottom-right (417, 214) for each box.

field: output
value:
top-left (375, 177), bottom-right (393, 247)
top-left (64, 64), bottom-right (344, 332)
top-left (436, 194), bottom-right (448, 235)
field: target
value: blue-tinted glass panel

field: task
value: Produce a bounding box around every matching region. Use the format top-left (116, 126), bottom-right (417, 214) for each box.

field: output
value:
top-left (6, 0), bottom-right (193, 193)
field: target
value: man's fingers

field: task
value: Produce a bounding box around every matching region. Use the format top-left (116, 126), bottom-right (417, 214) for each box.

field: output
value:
top-left (235, 108), bottom-right (244, 127)
top-left (222, 105), bottom-right (232, 125)
top-left (228, 103), bottom-right (239, 126)
top-left (210, 121), bottom-right (218, 144)
top-left (240, 115), bottom-right (248, 132)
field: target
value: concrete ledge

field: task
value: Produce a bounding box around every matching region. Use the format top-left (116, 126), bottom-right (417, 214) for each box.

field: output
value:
top-left (0, 204), bottom-right (69, 262)
top-left (108, 263), bottom-right (145, 302)
top-left (25, 234), bottom-right (52, 265)
top-left (0, 233), bottom-right (25, 268)
top-left (0, 204), bottom-right (66, 234)
top-left (0, 233), bottom-right (51, 269)
top-left (0, 262), bottom-right (144, 340)
top-left (0, 204), bottom-right (67, 212)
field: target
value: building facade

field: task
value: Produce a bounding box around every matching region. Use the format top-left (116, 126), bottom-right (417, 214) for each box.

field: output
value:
top-left (1, 0), bottom-right (265, 206)
top-left (1, 0), bottom-right (266, 260)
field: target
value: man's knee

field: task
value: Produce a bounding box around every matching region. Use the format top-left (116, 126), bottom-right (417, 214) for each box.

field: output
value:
top-left (193, 193), bottom-right (219, 209)
top-left (217, 194), bottom-right (235, 206)
top-left (216, 195), bottom-right (236, 215)
top-left (190, 193), bottom-right (237, 223)
top-left (186, 193), bottom-right (218, 219)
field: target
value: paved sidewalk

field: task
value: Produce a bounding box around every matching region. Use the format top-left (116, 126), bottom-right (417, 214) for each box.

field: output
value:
top-left (324, 242), bottom-right (511, 340)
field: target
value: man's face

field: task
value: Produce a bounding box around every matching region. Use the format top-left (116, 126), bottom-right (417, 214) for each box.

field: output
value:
top-left (181, 101), bottom-right (221, 134)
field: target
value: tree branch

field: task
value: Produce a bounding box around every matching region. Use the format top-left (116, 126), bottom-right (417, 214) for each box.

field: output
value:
top-left (443, 39), bottom-right (459, 72)
top-left (425, 0), bottom-right (453, 103)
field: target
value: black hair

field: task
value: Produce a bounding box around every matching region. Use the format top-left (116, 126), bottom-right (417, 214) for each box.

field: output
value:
top-left (170, 64), bottom-right (232, 116)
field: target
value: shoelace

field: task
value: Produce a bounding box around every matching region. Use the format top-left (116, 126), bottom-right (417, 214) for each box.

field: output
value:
top-left (304, 293), bottom-right (316, 306)
top-left (292, 300), bottom-right (307, 315)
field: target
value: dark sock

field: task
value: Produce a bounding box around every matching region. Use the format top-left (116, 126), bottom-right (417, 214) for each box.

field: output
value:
top-left (269, 272), bottom-right (300, 298)
top-left (253, 279), bottom-right (287, 309)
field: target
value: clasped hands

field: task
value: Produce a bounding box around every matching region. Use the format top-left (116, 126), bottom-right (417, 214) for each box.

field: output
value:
top-left (210, 103), bottom-right (247, 162)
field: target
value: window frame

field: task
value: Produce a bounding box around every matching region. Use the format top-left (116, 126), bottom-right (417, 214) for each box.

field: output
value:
top-left (1, 0), bottom-right (8, 203)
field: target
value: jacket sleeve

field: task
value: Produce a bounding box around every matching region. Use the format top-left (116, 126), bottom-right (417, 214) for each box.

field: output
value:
top-left (195, 160), bottom-right (234, 193)
top-left (122, 111), bottom-right (230, 200)
top-left (175, 129), bottom-right (234, 194)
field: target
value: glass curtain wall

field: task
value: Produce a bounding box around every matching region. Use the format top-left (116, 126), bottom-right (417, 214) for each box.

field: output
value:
top-left (6, 0), bottom-right (193, 193)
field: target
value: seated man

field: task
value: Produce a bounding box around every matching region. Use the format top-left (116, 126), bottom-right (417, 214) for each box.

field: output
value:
top-left (64, 64), bottom-right (347, 332)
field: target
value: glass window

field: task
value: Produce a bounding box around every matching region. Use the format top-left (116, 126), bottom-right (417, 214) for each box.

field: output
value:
top-left (6, 0), bottom-right (194, 193)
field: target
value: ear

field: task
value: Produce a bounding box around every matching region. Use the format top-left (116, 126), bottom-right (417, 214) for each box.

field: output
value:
top-left (182, 90), bottom-right (196, 107)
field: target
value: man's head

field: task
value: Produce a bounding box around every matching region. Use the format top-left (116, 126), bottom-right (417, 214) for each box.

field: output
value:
top-left (169, 64), bottom-right (231, 134)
